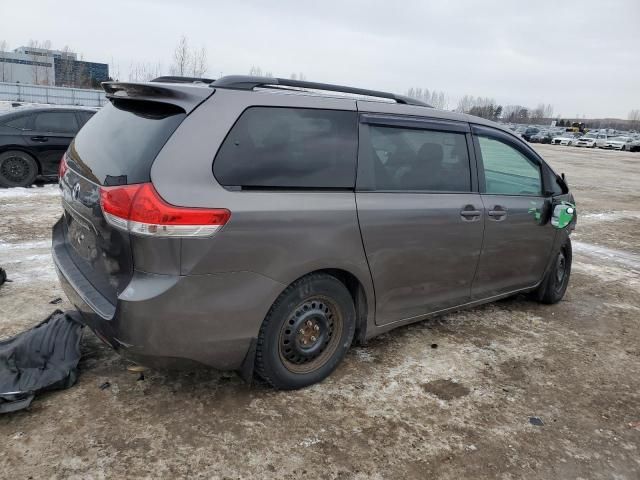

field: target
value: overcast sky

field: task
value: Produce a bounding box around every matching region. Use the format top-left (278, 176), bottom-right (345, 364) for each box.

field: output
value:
top-left (1, 0), bottom-right (638, 118)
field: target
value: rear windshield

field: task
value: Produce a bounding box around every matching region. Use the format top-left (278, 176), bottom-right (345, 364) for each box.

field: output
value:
top-left (68, 100), bottom-right (185, 185)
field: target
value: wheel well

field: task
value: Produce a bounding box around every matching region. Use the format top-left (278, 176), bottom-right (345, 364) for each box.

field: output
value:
top-left (317, 268), bottom-right (369, 345)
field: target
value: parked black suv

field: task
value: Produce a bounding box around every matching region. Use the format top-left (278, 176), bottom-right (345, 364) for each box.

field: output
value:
top-left (0, 106), bottom-right (96, 187)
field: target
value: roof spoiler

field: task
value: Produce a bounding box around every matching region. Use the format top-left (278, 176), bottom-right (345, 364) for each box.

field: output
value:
top-left (101, 81), bottom-right (214, 113)
top-left (210, 75), bottom-right (431, 107)
top-left (150, 76), bottom-right (215, 85)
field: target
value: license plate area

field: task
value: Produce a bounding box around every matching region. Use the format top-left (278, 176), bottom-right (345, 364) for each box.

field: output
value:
top-left (64, 202), bottom-right (99, 262)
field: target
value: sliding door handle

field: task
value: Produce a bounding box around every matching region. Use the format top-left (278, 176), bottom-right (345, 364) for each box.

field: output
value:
top-left (460, 210), bottom-right (481, 218)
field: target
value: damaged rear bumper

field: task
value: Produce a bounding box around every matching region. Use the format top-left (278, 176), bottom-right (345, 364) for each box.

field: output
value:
top-left (52, 223), bottom-right (283, 372)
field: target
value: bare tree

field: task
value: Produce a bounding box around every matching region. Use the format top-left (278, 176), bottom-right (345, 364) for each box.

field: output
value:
top-left (57, 45), bottom-right (76, 87)
top-left (171, 35), bottom-right (191, 76)
top-left (502, 104), bottom-right (530, 122)
top-left (109, 56), bottom-right (121, 82)
top-left (129, 62), bottom-right (163, 82)
top-left (191, 47), bottom-right (208, 78)
top-left (406, 87), bottom-right (450, 109)
top-left (27, 39), bottom-right (53, 85)
top-left (249, 66), bottom-right (263, 76)
top-left (629, 109), bottom-right (640, 130)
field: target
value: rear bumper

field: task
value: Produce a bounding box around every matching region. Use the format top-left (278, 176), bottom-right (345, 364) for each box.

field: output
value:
top-left (52, 218), bottom-right (285, 370)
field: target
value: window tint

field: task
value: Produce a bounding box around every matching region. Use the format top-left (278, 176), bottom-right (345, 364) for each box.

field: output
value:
top-left (2, 114), bottom-right (32, 130)
top-left (214, 107), bottom-right (358, 188)
top-left (34, 112), bottom-right (78, 133)
top-left (478, 136), bottom-right (542, 195)
top-left (70, 100), bottom-right (185, 185)
top-left (364, 125), bottom-right (471, 192)
top-left (77, 111), bottom-right (95, 127)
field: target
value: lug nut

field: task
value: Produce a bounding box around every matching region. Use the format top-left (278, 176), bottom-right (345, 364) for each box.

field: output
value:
top-left (313, 324), bottom-right (319, 331)
top-left (311, 336), bottom-right (317, 342)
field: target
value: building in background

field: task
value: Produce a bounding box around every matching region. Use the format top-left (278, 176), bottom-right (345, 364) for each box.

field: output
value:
top-left (0, 46), bottom-right (108, 88)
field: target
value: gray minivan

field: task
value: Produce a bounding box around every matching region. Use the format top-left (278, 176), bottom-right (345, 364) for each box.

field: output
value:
top-left (53, 76), bottom-right (575, 389)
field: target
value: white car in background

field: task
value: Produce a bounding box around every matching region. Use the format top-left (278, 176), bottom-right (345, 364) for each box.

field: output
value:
top-left (575, 132), bottom-right (611, 148)
top-left (551, 132), bottom-right (579, 146)
top-left (601, 136), bottom-right (633, 150)
top-left (575, 133), bottom-right (598, 148)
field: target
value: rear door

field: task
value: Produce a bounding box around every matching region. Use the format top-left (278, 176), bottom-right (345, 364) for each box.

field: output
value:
top-left (26, 110), bottom-right (79, 175)
top-left (470, 125), bottom-right (556, 299)
top-left (356, 115), bottom-right (484, 326)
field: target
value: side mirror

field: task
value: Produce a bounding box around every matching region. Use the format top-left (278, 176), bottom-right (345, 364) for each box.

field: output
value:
top-left (551, 202), bottom-right (575, 229)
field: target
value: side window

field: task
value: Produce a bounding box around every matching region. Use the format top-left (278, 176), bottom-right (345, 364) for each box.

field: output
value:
top-left (33, 112), bottom-right (79, 134)
top-left (477, 136), bottom-right (542, 196)
top-left (365, 125), bottom-right (471, 192)
top-left (3, 114), bottom-right (32, 130)
top-left (214, 107), bottom-right (357, 188)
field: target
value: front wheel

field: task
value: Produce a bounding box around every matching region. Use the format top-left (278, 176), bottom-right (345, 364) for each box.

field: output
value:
top-left (0, 150), bottom-right (38, 188)
top-left (533, 238), bottom-right (572, 304)
top-left (255, 273), bottom-right (356, 389)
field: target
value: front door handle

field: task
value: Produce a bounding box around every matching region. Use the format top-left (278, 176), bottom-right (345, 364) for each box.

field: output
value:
top-left (30, 136), bottom-right (48, 142)
top-left (488, 206), bottom-right (507, 220)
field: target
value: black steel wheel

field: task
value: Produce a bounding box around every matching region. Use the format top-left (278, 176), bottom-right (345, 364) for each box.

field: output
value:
top-left (534, 238), bottom-right (572, 304)
top-left (0, 151), bottom-right (38, 188)
top-left (256, 273), bottom-right (356, 389)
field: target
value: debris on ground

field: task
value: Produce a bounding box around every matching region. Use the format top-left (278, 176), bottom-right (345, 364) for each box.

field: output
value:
top-left (49, 297), bottom-right (63, 305)
top-left (0, 310), bottom-right (83, 413)
top-left (99, 381), bottom-right (111, 390)
top-left (0, 267), bottom-right (6, 286)
top-left (529, 416), bottom-right (544, 426)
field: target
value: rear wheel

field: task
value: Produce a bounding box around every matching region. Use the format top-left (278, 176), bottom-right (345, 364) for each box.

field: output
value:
top-left (255, 273), bottom-right (356, 389)
top-left (533, 238), bottom-right (572, 304)
top-left (0, 150), bottom-right (38, 188)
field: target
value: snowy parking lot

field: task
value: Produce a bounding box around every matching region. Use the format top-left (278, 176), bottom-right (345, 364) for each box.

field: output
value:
top-left (1, 144), bottom-right (639, 478)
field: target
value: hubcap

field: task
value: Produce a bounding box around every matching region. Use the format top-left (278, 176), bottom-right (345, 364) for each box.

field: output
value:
top-left (0, 156), bottom-right (29, 183)
top-left (278, 297), bottom-right (343, 374)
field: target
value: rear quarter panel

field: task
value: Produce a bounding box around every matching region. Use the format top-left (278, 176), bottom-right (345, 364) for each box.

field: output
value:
top-left (150, 89), bottom-right (375, 325)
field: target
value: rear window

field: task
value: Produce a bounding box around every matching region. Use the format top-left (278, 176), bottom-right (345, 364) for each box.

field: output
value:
top-left (68, 100), bottom-right (185, 185)
top-left (214, 107), bottom-right (358, 189)
top-left (34, 111), bottom-right (79, 133)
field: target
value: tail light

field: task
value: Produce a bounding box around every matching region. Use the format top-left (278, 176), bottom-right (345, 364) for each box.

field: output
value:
top-left (99, 183), bottom-right (230, 237)
top-left (58, 153), bottom-right (68, 180)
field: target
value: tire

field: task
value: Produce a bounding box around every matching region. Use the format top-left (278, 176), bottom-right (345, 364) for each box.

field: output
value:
top-left (255, 273), bottom-right (356, 389)
top-left (0, 150), bottom-right (38, 188)
top-left (533, 238), bottom-right (572, 304)
top-left (621, 146), bottom-right (625, 151)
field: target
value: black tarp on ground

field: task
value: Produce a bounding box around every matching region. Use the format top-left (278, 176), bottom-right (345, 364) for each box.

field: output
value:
top-left (0, 310), bottom-right (83, 413)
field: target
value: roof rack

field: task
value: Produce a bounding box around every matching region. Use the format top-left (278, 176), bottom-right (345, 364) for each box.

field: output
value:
top-left (151, 76), bottom-right (215, 85)
top-left (209, 75), bottom-right (431, 107)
